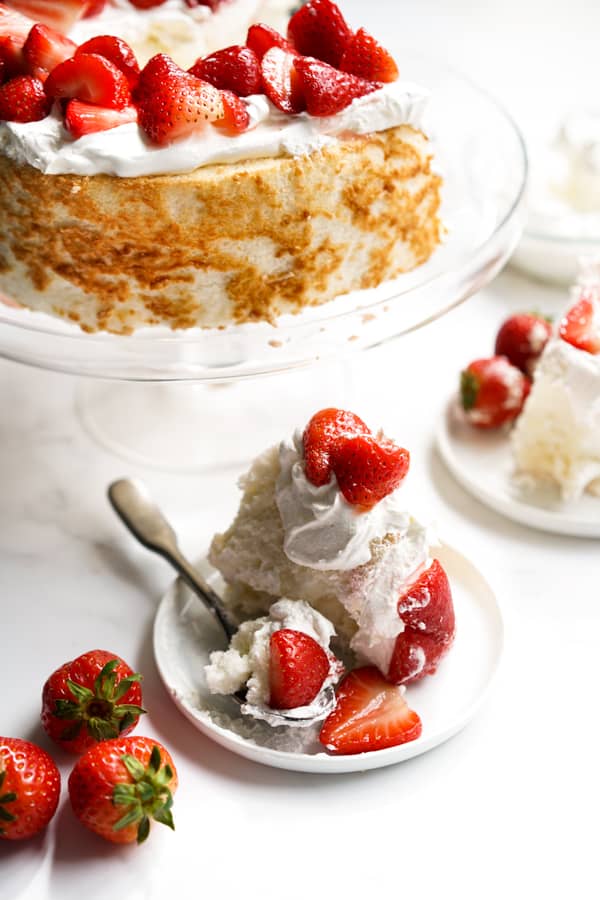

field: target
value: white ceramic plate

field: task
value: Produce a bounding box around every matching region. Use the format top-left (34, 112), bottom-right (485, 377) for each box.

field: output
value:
top-left (153, 544), bottom-right (503, 774)
top-left (437, 399), bottom-right (600, 538)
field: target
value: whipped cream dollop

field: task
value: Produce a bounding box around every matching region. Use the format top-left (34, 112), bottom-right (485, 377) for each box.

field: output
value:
top-left (204, 598), bottom-right (343, 725)
top-left (275, 428), bottom-right (414, 571)
top-left (0, 81), bottom-right (429, 178)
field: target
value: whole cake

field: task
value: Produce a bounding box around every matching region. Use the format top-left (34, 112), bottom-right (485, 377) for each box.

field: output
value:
top-left (512, 262), bottom-right (600, 500)
top-left (0, 0), bottom-right (442, 333)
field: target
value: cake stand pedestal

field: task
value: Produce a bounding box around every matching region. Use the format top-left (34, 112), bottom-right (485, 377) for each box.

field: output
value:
top-left (0, 54), bottom-right (527, 470)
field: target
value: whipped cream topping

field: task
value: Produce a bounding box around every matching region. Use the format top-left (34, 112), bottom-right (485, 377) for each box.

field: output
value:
top-left (275, 428), bottom-right (413, 571)
top-left (204, 598), bottom-right (343, 724)
top-left (0, 80), bottom-right (429, 178)
top-left (70, 0), bottom-right (290, 68)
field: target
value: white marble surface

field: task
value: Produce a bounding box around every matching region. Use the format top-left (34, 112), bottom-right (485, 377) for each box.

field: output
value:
top-left (2, 1), bottom-right (600, 898)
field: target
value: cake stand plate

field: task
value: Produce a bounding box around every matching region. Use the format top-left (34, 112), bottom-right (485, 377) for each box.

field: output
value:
top-left (153, 542), bottom-right (503, 774)
top-left (437, 399), bottom-right (600, 538)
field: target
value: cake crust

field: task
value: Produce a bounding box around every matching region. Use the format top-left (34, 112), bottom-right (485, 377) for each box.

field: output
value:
top-left (0, 125), bottom-right (441, 333)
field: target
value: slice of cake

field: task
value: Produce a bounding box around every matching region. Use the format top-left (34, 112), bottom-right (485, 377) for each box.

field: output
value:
top-left (512, 263), bottom-right (600, 500)
top-left (209, 408), bottom-right (455, 684)
top-left (0, 0), bottom-right (442, 333)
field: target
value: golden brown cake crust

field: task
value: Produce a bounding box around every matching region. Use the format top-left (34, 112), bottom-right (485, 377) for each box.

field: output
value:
top-left (0, 125), bottom-right (442, 333)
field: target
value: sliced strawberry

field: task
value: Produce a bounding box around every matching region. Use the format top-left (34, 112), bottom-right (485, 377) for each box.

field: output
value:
top-left (269, 628), bottom-right (330, 710)
top-left (331, 434), bottom-right (410, 510)
top-left (128, 0), bottom-right (166, 7)
top-left (494, 312), bottom-right (553, 374)
top-left (388, 560), bottom-right (455, 685)
top-left (214, 88), bottom-right (250, 134)
top-left (339, 27), bottom-right (398, 83)
top-left (189, 44), bottom-right (260, 97)
top-left (0, 35), bottom-right (26, 81)
top-left (0, 4), bottom-right (35, 40)
top-left (287, 0), bottom-right (352, 67)
top-left (83, 0), bottom-right (106, 15)
top-left (319, 666), bottom-right (422, 755)
top-left (0, 73), bottom-right (50, 121)
top-left (134, 52), bottom-right (182, 102)
top-left (137, 69), bottom-right (223, 146)
top-left (246, 23), bottom-right (294, 59)
top-left (294, 55), bottom-right (378, 117)
top-left (75, 36), bottom-right (140, 90)
top-left (65, 98), bottom-right (137, 137)
top-left (44, 53), bottom-right (131, 109)
top-left (460, 356), bottom-right (531, 429)
top-left (6, 1), bottom-right (89, 32)
top-left (302, 407), bottom-right (370, 487)
top-left (22, 23), bottom-right (76, 80)
top-left (558, 293), bottom-right (600, 355)
top-left (260, 45), bottom-right (305, 114)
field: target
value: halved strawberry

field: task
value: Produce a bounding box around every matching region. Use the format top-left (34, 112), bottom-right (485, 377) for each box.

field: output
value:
top-left (0, 4), bottom-right (35, 41)
top-left (388, 560), bottom-right (455, 685)
top-left (137, 69), bottom-right (223, 146)
top-left (319, 666), bottom-right (422, 755)
top-left (331, 434), bottom-right (410, 510)
top-left (558, 293), bottom-right (600, 355)
top-left (269, 628), bottom-right (330, 710)
top-left (6, 1), bottom-right (90, 32)
top-left (294, 55), bottom-right (378, 117)
top-left (190, 44), bottom-right (260, 97)
top-left (44, 52), bottom-right (131, 109)
top-left (287, 0), bottom-right (352, 67)
top-left (65, 98), bottom-right (137, 137)
top-left (260, 45), bottom-right (305, 114)
top-left (246, 23), bottom-right (294, 59)
top-left (0, 73), bottom-right (50, 121)
top-left (214, 88), bottom-right (250, 134)
top-left (339, 27), bottom-right (398, 83)
top-left (0, 35), bottom-right (26, 81)
top-left (22, 23), bottom-right (76, 80)
top-left (302, 407), bottom-right (370, 487)
top-left (75, 35), bottom-right (140, 90)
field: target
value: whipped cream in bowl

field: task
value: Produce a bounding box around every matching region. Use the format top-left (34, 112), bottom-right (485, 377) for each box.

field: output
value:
top-left (0, 80), bottom-right (430, 178)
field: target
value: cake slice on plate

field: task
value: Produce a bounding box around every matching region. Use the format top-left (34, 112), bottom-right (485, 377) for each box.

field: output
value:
top-left (209, 408), bottom-right (456, 685)
top-left (512, 261), bottom-right (600, 500)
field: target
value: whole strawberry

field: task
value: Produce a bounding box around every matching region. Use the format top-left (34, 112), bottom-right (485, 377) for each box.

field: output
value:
top-left (460, 356), bottom-right (531, 429)
top-left (41, 649), bottom-right (145, 754)
top-left (494, 313), bottom-right (552, 374)
top-left (68, 737), bottom-right (177, 844)
top-left (0, 737), bottom-right (61, 840)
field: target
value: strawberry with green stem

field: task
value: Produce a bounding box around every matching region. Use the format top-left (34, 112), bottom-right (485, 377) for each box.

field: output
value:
top-left (68, 737), bottom-right (177, 844)
top-left (0, 737), bottom-right (61, 840)
top-left (42, 649), bottom-right (145, 753)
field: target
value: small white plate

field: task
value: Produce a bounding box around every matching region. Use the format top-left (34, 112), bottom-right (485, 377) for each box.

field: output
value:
top-left (153, 545), bottom-right (503, 774)
top-left (437, 400), bottom-right (600, 538)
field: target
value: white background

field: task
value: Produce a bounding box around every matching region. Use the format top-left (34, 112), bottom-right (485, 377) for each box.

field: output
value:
top-left (1, 1), bottom-right (600, 898)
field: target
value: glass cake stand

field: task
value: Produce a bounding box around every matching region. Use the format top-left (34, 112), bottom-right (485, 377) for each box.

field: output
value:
top-left (0, 53), bottom-right (527, 469)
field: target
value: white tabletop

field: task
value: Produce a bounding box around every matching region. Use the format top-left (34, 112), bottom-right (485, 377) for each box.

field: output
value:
top-left (2, 2), bottom-right (600, 898)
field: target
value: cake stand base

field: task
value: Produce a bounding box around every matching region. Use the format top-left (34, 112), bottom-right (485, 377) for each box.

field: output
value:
top-left (76, 362), bottom-right (354, 471)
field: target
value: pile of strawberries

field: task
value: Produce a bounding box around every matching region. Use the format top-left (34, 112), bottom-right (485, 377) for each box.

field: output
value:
top-left (0, 0), bottom-right (399, 145)
top-left (460, 295), bottom-right (600, 430)
top-left (1, 649), bottom-right (177, 844)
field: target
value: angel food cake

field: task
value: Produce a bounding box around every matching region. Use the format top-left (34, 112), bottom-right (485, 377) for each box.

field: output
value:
top-left (0, 0), bottom-right (442, 334)
top-left (512, 265), bottom-right (600, 500)
top-left (207, 408), bottom-right (455, 754)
